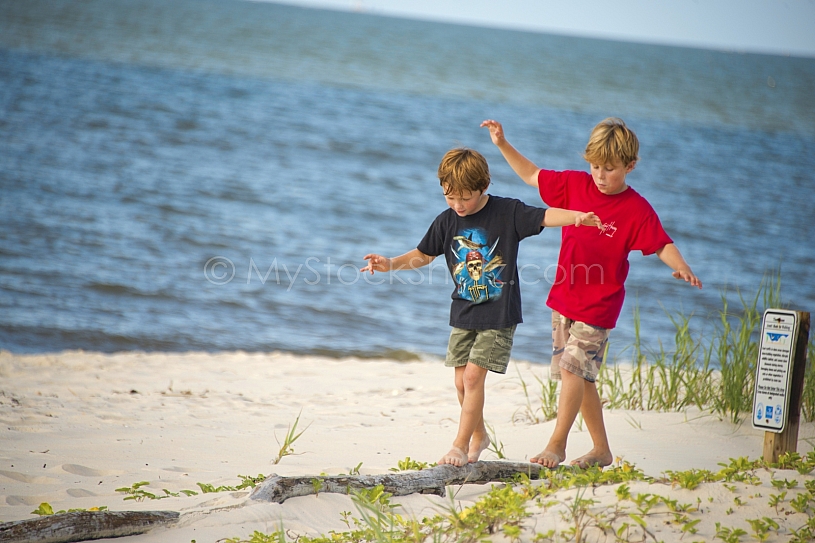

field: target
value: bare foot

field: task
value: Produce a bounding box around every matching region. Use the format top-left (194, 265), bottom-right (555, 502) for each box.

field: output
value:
top-left (438, 446), bottom-right (468, 467)
top-left (530, 448), bottom-right (565, 468)
top-left (467, 435), bottom-right (491, 463)
top-left (570, 448), bottom-right (613, 469)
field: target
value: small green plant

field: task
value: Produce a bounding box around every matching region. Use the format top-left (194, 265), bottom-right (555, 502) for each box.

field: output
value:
top-left (237, 473), bottom-right (267, 489)
top-left (715, 522), bottom-right (748, 542)
top-left (790, 515), bottom-right (815, 543)
top-left (115, 481), bottom-right (163, 501)
top-left (485, 422), bottom-right (505, 459)
top-left (768, 491), bottom-right (787, 513)
top-left (197, 482), bottom-right (234, 493)
top-left (560, 488), bottom-right (598, 543)
top-left (790, 492), bottom-right (813, 513)
top-left (389, 457), bottom-right (431, 471)
top-left (664, 468), bottom-right (715, 490)
top-left (746, 517), bottom-right (780, 542)
top-left (31, 503), bottom-right (54, 516)
top-left (272, 411), bottom-right (309, 464)
top-left (31, 502), bottom-right (107, 516)
top-left (310, 478), bottom-right (323, 496)
top-left (535, 372), bottom-right (559, 422)
top-left (770, 477), bottom-right (798, 490)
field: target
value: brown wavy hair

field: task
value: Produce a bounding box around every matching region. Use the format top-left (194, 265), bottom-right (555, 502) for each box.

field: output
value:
top-left (437, 148), bottom-right (491, 195)
top-left (583, 118), bottom-right (639, 166)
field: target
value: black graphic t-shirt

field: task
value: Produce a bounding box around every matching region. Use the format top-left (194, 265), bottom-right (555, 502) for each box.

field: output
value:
top-left (417, 195), bottom-right (547, 330)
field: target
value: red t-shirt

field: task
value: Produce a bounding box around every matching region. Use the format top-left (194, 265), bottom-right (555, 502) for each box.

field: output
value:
top-left (538, 169), bottom-right (672, 329)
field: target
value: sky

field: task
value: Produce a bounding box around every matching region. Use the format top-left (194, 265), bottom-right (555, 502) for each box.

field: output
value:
top-left (260, 0), bottom-right (815, 58)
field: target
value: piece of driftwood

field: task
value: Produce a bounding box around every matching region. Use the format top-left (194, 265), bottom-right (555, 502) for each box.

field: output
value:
top-left (250, 460), bottom-right (545, 504)
top-left (0, 510), bottom-right (180, 543)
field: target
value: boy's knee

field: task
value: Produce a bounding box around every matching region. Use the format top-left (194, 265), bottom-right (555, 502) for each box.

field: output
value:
top-left (454, 378), bottom-right (466, 395)
top-left (462, 362), bottom-right (488, 389)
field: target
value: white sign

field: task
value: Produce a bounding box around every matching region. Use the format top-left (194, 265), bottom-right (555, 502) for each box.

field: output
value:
top-left (752, 309), bottom-right (799, 433)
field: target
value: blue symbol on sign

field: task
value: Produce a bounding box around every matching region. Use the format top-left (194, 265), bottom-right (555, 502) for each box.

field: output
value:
top-left (756, 403), bottom-right (763, 420)
top-left (765, 405), bottom-right (774, 420)
top-left (766, 332), bottom-right (788, 342)
top-left (775, 405), bottom-right (783, 424)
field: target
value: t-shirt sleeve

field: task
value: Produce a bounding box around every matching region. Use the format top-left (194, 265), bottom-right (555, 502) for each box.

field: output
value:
top-left (416, 213), bottom-right (446, 257)
top-left (537, 169), bottom-right (569, 208)
top-left (631, 201), bottom-right (673, 256)
top-left (513, 200), bottom-right (547, 240)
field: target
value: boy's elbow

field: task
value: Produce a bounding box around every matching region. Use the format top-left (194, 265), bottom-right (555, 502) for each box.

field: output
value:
top-left (525, 170), bottom-right (541, 187)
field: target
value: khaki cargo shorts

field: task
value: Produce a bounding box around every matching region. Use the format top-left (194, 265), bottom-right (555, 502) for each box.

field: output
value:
top-left (445, 325), bottom-right (517, 374)
top-left (550, 310), bottom-right (610, 383)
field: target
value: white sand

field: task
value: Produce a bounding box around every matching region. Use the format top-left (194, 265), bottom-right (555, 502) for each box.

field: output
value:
top-left (1, 350), bottom-right (813, 542)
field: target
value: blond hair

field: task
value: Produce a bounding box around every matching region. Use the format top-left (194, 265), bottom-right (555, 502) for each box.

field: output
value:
top-left (583, 118), bottom-right (639, 166)
top-left (437, 148), bottom-right (490, 195)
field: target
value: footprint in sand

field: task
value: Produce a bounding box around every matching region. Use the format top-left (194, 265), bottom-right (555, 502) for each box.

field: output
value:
top-left (162, 466), bottom-right (196, 473)
top-left (6, 494), bottom-right (60, 506)
top-left (0, 470), bottom-right (59, 484)
top-left (61, 464), bottom-right (123, 477)
top-left (67, 488), bottom-right (98, 498)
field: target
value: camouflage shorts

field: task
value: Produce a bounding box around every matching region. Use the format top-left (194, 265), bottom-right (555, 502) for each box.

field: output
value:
top-left (549, 311), bottom-right (610, 383)
top-left (445, 325), bottom-right (517, 374)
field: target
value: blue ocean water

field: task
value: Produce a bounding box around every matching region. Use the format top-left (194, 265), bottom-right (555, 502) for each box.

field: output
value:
top-left (1, 0), bottom-right (814, 363)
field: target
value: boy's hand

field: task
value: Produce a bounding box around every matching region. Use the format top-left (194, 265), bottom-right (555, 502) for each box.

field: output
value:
top-left (480, 119), bottom-right (505, 145)
top-left (361, 254), bottom-right (391, 274)
top-left (656, 244), bottom-right (702, 289)
top-left (672, 268), bottom-right (703, 289)
top-left (574, 211), bottom-right (602, 228)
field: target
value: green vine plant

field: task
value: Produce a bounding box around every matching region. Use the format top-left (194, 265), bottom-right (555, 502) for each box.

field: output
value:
top-left (113, 473), bottom-right (267, 502)
top-left (223, 453), bottom-right (815, 543)
top-left (389, 457), bottom-right (433, 472)
top-left (31, 503), bottom-right (108, 516)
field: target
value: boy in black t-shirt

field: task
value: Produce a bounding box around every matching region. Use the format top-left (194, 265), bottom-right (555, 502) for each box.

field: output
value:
top-left (361, 148), bottom-right (601, 466)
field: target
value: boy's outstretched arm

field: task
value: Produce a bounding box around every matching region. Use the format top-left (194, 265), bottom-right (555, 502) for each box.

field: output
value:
top-left (361, 249), bottom-right (435, 274)
top-left (543, 208), bottom-right (602, 229)
top-left (656, 243), bottom-right (702, 288)
top-left (480, 119), bottom-right (540, 187)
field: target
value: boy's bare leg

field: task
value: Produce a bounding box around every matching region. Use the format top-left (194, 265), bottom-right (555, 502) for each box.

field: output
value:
top-left (450, 364), bottom-right (491, 463)
top-left (467, 417), bottom-right (491, 463)
top-left (439, 363), bottom-right (488, 466)
top-left (569, 380), bottom-right (613, 468)
top-left (530, 368), bottom-right (584, 467)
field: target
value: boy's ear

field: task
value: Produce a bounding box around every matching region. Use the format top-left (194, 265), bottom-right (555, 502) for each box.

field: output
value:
top-left (625, 161), bottom-right (636, 173)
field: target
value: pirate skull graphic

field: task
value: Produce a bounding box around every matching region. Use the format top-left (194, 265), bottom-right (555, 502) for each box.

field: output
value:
top-left (466, 250), bottom-right (484, 281)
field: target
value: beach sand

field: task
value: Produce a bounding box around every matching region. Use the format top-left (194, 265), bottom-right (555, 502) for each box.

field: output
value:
top-left (1, 350), bottom-right (813, 542)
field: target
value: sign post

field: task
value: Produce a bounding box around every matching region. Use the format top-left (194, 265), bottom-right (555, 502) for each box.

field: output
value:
top-left (752, 309), bottom-right (810, 464)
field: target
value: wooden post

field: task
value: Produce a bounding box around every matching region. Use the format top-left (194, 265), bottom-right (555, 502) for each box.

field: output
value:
top-left (762, 311), bottom-right (810, 464)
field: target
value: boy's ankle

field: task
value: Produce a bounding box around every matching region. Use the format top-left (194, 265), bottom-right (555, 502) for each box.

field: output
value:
top-left (452, 440), bottom-right (470, 453)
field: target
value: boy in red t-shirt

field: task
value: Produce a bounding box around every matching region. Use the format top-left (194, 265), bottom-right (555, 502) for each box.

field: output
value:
top-left (482, 118), bottom-right (702, 468)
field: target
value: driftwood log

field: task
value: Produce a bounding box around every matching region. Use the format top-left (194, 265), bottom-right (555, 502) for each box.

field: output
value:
top-left (0, 462), bottom-right (545, 542)
top-left (250, 460), bottom-right (546, 503)
top-left (0, 510), bottom-right (180, 543)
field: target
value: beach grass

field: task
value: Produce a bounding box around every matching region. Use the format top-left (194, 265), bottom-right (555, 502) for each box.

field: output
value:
top-left (589, 272), bottom-right (813, 423)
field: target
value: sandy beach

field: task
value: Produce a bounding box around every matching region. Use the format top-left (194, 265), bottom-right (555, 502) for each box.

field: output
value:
top-left (1, 350), bottom-right (813, 542)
